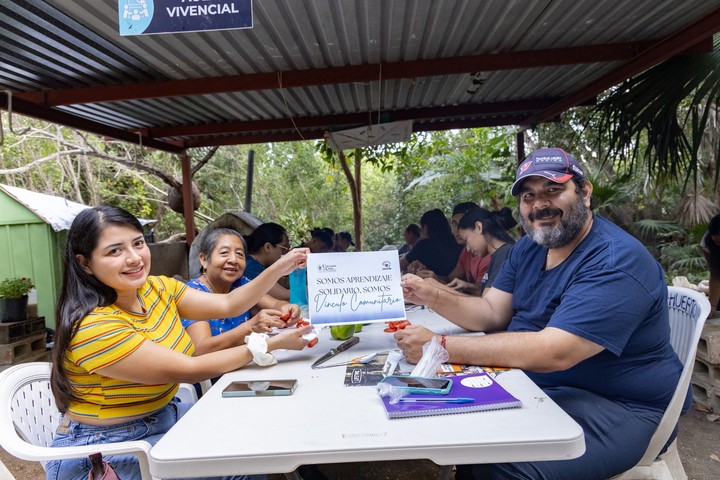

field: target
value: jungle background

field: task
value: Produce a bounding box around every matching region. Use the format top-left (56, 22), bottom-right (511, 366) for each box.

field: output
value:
top-left (1, 77), bottom-right (719, 285)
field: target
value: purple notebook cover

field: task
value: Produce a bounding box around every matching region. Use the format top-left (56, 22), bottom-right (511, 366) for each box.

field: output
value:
top-left (381, 372), bottom-right (522, 419)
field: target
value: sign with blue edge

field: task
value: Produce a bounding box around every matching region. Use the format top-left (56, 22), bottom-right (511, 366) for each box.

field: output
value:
top-left (118, 0), bottom-right (253, 36)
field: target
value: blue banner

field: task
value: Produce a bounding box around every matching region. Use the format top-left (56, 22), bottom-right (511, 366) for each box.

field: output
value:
top-left (119, 0), bottom-right (253, 36)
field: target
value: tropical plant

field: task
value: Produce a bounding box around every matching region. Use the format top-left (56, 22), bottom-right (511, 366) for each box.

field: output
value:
top-left (594, 34), bottom-right (720, 215)
top-left (0, 277), bottom-right (34, 298)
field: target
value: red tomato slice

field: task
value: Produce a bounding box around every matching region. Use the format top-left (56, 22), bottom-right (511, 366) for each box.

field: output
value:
top-left (384, 327), bottom-right (397, 333)
top-left (307, 338), bottom-right (318, 348)
top-left (395, 320), bottom-right (411, 329)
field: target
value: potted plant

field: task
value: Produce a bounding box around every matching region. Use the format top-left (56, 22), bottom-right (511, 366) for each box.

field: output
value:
top-left (0, 277), bottom-right (34, 323)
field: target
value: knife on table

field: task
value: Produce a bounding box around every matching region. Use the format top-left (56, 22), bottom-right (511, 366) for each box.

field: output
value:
top-left (311, 336), bottom-right (360, 369)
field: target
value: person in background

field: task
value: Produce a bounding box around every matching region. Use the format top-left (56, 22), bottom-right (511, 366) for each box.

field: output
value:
top-left (181, 228), bottom-right (299, 356)
top-left (398, 223), bottom-right (421, 257)
top-left (453, 207), bottom-right (516, 296)
top-left (303, 227), bottom-right (335, 253)
top-left (400, 209), bottom-right (462, 277)
top-left (417, 202), bottom-right (490, 288)
top-left (48, 206), bottom-right (311, 480)
top-left (701, 213), bottom-right (720, 313)
top-left (245, 222), bottom-right (291, 300)
top-left (334, 231), bottom-right (355, 252)
top-left (397, 147), bottom-right (684, 479)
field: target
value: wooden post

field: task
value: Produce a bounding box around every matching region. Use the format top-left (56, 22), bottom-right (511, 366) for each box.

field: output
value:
top-left (516, 131), bottom-right (525, 164)
top-left (245, 149), bottom-right (255, 213)
top-left (179, 151), bottom-right (196, 246)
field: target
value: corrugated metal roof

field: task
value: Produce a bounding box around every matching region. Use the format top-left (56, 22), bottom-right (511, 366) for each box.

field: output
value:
top-left (1, 0), bottom-right (720, 151)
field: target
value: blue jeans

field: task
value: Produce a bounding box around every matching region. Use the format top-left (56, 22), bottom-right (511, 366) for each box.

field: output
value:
top-left (46, 399), bottom-right (266, 480)
top-left (464, 386), bottom-right (664, 480)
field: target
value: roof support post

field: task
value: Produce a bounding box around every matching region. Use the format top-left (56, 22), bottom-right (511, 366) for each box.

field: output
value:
top-left (244, 149), bottom-right (255, 213)
top-left (179, 151), bottom-right (196, 246)
top-left (516, 132), bottom-right (525, 165)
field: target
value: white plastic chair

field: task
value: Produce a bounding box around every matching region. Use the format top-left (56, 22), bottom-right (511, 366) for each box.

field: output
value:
top-left (175, 379), bottom-right (212, 404)
top-left (0, 362), bottom-right (205, 480)
top-left (614, 286), bottom-right (710, 480)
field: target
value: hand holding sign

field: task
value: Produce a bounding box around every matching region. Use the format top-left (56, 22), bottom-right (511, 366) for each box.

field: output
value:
top-left (307, 251), bottom-right (405, 326)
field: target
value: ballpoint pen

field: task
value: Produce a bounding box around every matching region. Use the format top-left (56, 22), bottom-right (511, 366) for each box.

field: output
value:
top-left (398, 397), bottom-right (474, 404)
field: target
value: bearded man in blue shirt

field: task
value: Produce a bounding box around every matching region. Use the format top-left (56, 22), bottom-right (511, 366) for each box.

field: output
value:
top-left (396, 148), bottom-right (685, 480)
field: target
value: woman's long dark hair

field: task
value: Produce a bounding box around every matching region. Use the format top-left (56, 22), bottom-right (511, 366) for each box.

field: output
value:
top-left (420, 209), bottom-right (457, 247)
top-left (458, 207), bottom-right (517, 245)
top-left (706, 214), bottom-right (720, 274)
top-left (245, 222), bottom-right (287, 254)
top-left (309, 227), bottom-right (335, 249)
top-left (51, 206), bottom-right (144, 413)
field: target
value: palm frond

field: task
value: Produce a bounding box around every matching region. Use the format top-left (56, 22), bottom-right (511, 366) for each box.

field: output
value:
top-left (595, 35), bottom-right (720, 191)
top-left (633, 219), bottom-right (685, 241)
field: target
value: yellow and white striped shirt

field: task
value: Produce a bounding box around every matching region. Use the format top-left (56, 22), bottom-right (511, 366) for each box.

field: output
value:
top-left (64, 276), bottom-right (194, 419)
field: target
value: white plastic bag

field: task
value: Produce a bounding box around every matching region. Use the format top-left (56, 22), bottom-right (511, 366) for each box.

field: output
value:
top-left (410, 336), bottom-right (449, 377)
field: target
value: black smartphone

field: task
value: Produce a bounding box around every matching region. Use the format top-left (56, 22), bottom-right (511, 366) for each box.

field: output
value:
top-left (379, 375), bottom-right (453, 395)
top-left (221, 379), bottom-right (298, 397)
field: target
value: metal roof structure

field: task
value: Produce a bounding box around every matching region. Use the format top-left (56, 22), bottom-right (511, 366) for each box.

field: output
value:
top-left (2, 0), bottom-right (720, 156)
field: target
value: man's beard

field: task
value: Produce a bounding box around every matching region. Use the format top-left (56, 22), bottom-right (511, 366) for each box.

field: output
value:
top-left (519, 194), bottom-right (589, 249)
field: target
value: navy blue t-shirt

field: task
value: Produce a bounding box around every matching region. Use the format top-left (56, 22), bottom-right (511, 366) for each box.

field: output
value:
top-left (492, 215), bottom-right (681, 413)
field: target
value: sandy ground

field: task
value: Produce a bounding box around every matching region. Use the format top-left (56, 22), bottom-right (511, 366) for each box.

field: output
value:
top-left (2, 405), bottom-right (718, 480)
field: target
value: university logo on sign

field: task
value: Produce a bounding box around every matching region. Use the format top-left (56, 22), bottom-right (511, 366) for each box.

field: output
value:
top-left (119, 0), bottom-right (253, 36)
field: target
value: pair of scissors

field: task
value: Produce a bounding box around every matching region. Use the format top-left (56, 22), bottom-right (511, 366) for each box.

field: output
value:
top-left (312, 352), bottom-right (378, 369)
top-left (310, 336), bottom-right (360, 369)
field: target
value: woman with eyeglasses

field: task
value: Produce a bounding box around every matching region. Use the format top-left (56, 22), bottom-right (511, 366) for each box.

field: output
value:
top-left (244, 222), bottom-right (292, 300)
top-left (181, 227), bottom-right (300, 356)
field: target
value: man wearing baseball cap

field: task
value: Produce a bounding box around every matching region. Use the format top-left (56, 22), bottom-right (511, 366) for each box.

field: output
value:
top-left (397, 147), bottom-right (683, 479)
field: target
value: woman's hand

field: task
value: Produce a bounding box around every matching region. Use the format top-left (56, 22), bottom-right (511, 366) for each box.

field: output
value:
top-left (446, 278), bottom-right (472, 291)
top-left (273, 247), bottom-right (310, 276)
top-left (401, 273), bottom-right (435, 306)
top-left (269, 324), bottom-right (314, 351)
top-left (416, 268), bottom-right (439, 280)
top-left (406, 260), bottom-right (427, 274)
top-left (394, 325), bottom-right (436, 364)
top-left (279, 303), bottom-right (301, 326)
top-left (247, 309), bottom-right (288, 333)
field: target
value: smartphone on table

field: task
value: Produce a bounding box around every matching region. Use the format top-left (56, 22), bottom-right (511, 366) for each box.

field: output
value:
top-left (222, 379), bottom-right (298, 397)
top-left (379, 375), bottom-right (453, 395)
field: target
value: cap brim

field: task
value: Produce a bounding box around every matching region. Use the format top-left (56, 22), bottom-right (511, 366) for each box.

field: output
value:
top-left (510, 172), bottom-right (574, 196)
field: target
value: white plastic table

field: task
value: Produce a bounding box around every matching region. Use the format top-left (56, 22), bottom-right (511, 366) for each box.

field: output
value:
top-left (149, 308), bottom-right (585, 478)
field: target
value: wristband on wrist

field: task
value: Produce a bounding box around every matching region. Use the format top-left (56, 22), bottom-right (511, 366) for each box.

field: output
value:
top-left (244, 332), bottom-right (278, 366)
top-left (440, 334), bottom-right (447, 349)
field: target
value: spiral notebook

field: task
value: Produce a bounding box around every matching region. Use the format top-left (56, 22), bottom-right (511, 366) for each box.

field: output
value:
top-left (380, 372), bottom-right (522, 419)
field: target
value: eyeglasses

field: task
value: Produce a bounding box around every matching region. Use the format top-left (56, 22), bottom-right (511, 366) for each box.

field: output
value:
top-left (275, 244), bottom-right (291, 253)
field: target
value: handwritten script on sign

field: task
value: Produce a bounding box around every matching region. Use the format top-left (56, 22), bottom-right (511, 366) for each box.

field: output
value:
top-left (306, 251), bottom-right (405, 326)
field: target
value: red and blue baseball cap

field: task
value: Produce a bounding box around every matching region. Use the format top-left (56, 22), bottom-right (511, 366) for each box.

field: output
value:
top-left (510, 147), bottom-right (586, 196)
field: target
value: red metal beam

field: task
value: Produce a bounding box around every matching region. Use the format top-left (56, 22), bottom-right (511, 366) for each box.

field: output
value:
top-left (15, 41), bottom-right (676, 107)
top-left (0, 93), bottom-right (184, 154)
top-left (149, 98), bottom-right (574, 139)
top-left (524, 10), bottom-right (720, 127)
top-left (181, 115), bottom-right (529, 148)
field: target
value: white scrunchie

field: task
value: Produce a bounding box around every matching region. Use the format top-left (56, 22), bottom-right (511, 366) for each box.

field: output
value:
top-left (245, 332), bottom-right (277, 366)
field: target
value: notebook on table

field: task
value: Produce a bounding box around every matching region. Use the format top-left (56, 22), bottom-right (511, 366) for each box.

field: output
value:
top-left (380, 372), bottom-right (522, 419)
